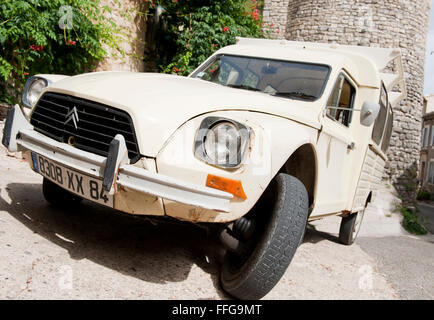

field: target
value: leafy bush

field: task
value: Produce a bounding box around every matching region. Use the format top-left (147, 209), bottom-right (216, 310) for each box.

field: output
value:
top-left (0, 0), bottom-right (123, 105)
top-left (150, 0), bottom-right (266, 75)
top-left (416, 190), bottom-right (432, 201)
top-left (400, 206), bottom-right (428, 235)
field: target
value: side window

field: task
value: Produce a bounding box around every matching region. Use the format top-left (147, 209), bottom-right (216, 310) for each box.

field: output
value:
top-left (431, 125), bottom-right (434, 146)
top-left (381, 106), bottom-right (393, 152)
top-left (424, 126), bottom-right (430, 147)
top-left (326, 74), bottom-right (356, 127)
top-left (427, 161), bottom-right (434, 183)
top-left (372, 84), bottom-right (388, 145)
top-left (421, 126), bottom-right (430, 148)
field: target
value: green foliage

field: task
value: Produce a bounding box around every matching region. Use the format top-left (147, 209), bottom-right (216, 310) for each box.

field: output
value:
top-left (152, 0), bottom-right (266, 75)
top-left (403, 182), bottom-right (416, 192)
top-left (416, 190), bottom-right (432, 201)
top-left (400, 206), bottom-right (428, 235)
top-left (0, 0), bottom-right (123, 104)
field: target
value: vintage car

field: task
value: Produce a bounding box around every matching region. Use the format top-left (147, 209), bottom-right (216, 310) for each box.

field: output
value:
top-left (2, 37), bottom-right (405, 299)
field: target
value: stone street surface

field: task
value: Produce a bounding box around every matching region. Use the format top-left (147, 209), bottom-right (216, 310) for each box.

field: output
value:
top-left (0, 124), bottom-right (433, 299)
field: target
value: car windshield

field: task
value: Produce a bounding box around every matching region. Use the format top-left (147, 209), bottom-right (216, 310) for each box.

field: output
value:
top-left (191, 55), bottom-right (330, 101)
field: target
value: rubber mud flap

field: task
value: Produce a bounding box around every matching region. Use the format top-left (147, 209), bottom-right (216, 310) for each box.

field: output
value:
top-left (2, 107), bottom-right (15, 148)
top-left (103, 138), bottom-right (120, 191)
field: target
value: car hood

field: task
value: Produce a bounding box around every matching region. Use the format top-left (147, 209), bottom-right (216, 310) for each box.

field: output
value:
top-left (46, 72), bottom-right (321, 157)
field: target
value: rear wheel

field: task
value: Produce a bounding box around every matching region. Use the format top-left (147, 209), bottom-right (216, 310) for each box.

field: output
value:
top-left (339, 209), bottom-right (365, 245)
top-left (42, 178), bottom-right (82, 207)
top-left (220, 173), bottom-right (309, 300)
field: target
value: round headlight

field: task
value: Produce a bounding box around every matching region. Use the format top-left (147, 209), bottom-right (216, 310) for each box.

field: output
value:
top-left (27, 78), bottom-right (47, 107)
top-left (204, 122), bottom-right (241, 166)
top-left (195, 116), bottom-right (250, 168)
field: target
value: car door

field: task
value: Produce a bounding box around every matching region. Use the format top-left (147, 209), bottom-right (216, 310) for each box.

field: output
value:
top-left (311, 72), bottom-right (358, 216)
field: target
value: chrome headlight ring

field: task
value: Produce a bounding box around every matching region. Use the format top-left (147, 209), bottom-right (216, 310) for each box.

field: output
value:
top-left (22, 76), bottom-right (51, 109)
top-left (195, 116), bottom-right (250, 168)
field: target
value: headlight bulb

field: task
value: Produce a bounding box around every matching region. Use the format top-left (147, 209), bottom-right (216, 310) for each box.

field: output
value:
top-left (26, 78), bottom-right (47, 107)
top-left (204, 122), bottom-right (241, 166)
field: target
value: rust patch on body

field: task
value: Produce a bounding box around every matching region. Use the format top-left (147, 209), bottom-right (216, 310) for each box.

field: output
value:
top-left (340, 210), bottom-right (351, 217)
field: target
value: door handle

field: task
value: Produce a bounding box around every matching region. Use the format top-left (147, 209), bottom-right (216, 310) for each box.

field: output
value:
top-left (347, 142), bottom-right (355, 150)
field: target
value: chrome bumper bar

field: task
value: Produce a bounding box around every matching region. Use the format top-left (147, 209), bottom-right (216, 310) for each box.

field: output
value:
top-left (2, 105), bottom-right (233, 212)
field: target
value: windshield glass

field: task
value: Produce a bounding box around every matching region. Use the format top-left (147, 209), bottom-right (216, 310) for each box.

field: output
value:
top-left (191, 55), bottom-right (330, 101)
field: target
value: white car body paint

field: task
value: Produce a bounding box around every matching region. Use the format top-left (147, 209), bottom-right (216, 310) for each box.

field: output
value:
top-left (3, 38), bottom-right (406, 223)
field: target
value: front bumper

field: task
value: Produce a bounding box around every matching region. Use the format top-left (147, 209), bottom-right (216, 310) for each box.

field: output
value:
top-left (2, 105), bottom-right (233, 215)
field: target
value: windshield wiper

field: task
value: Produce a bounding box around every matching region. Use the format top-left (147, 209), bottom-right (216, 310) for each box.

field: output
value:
top-left (272, 91), bottom-right (317, 100)
top-left (227, 84), bottom-right (261, 92)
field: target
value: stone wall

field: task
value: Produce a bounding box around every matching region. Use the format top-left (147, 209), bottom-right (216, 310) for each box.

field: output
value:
top-left (262, 0), bottom-right (290, 38)
top-left (263, 0), bottom-right (431, 203)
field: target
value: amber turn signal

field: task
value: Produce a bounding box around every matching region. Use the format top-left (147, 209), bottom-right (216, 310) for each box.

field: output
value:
top-left (206, 174), bottom-right (247, 199)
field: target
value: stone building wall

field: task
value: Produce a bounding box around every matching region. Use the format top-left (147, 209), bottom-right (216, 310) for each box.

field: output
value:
top-left (263, 0), bottom-right (431, 203)
top-left (262, 0), bottom-right (290, 38)
top-left (95, 0), bottom-right (147, 72)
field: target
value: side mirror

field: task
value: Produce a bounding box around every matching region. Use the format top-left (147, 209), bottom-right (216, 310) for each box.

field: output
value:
top-left (360, 101), bottom-right (380, 127)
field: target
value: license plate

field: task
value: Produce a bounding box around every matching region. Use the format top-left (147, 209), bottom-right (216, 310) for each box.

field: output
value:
top-left (31, 152), bottom-right (114, 207)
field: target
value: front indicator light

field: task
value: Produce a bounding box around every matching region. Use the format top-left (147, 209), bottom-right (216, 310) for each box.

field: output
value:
top-left (206, 174), bottom-right (247, 199)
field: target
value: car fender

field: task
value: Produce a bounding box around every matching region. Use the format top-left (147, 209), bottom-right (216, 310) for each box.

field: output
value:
top-left (156, 110), bottom-right (318, 222)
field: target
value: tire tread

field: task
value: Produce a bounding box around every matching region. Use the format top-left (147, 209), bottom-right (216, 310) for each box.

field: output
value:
top-left (221, 174), bottom-right (309, 299)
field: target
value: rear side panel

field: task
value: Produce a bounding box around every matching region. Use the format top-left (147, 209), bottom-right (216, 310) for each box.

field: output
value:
top-left (352, 145), bottom-right (386, 212)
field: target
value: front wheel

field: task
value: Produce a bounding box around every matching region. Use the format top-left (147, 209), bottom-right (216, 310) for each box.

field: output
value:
top-left (220, 173), bottom-right (309, 300)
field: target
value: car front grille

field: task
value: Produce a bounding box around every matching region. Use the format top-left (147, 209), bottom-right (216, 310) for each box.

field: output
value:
top-left (30, 92), bottom-right (141, 163)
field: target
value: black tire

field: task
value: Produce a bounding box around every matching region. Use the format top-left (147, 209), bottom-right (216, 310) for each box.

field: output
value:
top-left (339, 209), bottom-right (365, 245)
top-left (42, 177), bottom-right (82, 207)
top-left (221, 173), bottom-right (309, 300)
